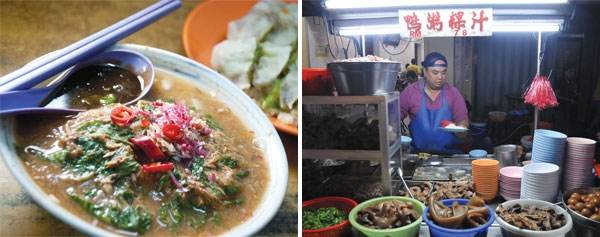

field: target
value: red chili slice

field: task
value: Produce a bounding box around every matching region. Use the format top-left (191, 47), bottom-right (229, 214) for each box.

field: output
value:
top-left (142, 162), bottom-right (173, 172)
top-left (141, 119), bottom-right (151, 128)
top-left (130, 136), bottom-right (166, 162)
top-left (162, 124), bottom-right (184, 141)
top-left (110, 106), bottom-right (134, 126)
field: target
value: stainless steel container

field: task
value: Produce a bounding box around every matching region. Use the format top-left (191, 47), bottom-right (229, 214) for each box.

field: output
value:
top-left (562, 187), bottom-right (600, 237)
top-left (495, 144), bottom-right (518, 168)
top-left (328, 61), bottom-right (400, 96)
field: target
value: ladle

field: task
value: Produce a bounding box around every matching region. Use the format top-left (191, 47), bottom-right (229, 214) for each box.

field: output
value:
top-left (398, 168), bottom-right (414, 199)
top-left (0, 49), bottom-right (154, 116)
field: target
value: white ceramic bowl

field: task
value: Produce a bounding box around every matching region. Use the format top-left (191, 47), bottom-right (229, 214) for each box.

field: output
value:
top-left (495, 199), bottom-right (573, 237)
top-left (0, 44), bottom-right (288, 236)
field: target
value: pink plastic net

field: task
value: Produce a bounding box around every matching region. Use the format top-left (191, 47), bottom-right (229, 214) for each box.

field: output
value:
top-left (523, 75), bottom-right (559, 109)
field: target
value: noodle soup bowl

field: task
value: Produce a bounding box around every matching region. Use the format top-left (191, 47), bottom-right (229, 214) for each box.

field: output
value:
top-left (0, 44), bottom-right (289, 236)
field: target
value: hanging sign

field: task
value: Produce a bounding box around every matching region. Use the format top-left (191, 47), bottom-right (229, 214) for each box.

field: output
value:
top-left (398, 8), bottom-right (493, 38)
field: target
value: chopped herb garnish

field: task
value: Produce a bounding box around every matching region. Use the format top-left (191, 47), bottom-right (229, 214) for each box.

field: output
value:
top-left (205, 114), bottom-right (222, 130)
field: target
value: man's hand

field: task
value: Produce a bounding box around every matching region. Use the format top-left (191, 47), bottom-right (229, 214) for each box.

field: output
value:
top-left (454, 119), bottom-right (470, 138)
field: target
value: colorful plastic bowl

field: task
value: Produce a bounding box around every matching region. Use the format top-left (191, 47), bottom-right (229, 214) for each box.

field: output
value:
top-left (349, 196), bottom-right (425, 237)
top-left (423, 198), bottom-right (495, 237)
top-left (302, 196), bottom-right (358, 237)
top-left (469, 149), bottom-right (488, 158)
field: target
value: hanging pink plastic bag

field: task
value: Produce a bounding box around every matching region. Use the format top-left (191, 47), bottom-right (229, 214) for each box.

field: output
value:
top-left (523, 75), bottom-right (559, 109)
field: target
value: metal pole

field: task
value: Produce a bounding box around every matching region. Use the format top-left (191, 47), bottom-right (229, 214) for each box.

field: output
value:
top-left (534, 31), bottom-right (542, 131)
top-left (361, 25), bottom-right (366, 57)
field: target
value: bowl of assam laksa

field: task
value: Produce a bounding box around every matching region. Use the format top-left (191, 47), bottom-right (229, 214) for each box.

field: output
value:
top-left (0, 43), bottom-right (288, 236)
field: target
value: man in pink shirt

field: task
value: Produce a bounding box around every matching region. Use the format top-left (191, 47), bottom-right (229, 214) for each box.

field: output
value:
top-left (400, 52), bottom-right (469, 154)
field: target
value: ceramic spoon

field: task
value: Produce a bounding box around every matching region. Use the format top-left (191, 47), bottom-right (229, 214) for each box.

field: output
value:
top-left (0, 49), bottom-right (154, 116)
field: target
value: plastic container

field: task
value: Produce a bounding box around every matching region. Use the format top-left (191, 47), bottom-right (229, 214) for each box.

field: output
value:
top-left (423, 198), bottom-right (495, 237)
top-left (489, 111), bottom-right (507, 122)
top-left (302, 196), bottom-right (358, 237)
top-left (302, 68), bottom-right (334, 95)
top-left (349, 196), bottom-right (424, 237)
top-left (469, 149), bottom-right (487, 158)
top-left (496, 199), bottom-right (573, 237)
top-left (508, 109), bottom-right (529, 123)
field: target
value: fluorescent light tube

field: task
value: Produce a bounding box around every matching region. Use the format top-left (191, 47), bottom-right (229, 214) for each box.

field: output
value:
top-left (325, 0), bottom-right (569, 9)
top-left (338, 25), bottom-right (402, 36)
top-left (493, 24), bottom-right (561, 32)
top-left (492, 20), bottom-right (562, 32)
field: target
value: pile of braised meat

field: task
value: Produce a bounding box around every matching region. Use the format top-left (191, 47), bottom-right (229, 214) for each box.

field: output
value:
top-left (355, 199), bottom-right (421, 229)
top-left (496, 203), bottom-right (566, 230)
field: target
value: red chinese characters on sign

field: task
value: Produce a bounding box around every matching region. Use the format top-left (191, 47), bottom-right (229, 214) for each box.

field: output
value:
top-left (403, 12), bottom-right (422, 37)
top-left (471, 10), bottom-right (489, 32)
top-left (399, 8), bottom-right (493, 37)
top-left (449, 11), bottom-right (466, 30)
top-left (427, 11), bottom-right (443, 31)
top-left (403, 12), bottom-right (422, 32)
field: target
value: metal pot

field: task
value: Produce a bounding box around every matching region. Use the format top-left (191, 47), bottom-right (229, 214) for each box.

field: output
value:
top-left (327, 61), bottom-right (400, 96)
top-left (494, 144), bottom-right (518, 168)
top-left (562, 187), bottom-right (600, 236)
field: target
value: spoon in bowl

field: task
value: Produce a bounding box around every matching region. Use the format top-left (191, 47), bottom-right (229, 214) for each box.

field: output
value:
top-left (0, 49), bottom-right (154, 116)
top-left (398, 168), bottom-right (414, 199)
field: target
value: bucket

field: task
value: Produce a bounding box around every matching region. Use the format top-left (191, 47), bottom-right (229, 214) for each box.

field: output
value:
top-left (470, 122), bottom-right (487, 149)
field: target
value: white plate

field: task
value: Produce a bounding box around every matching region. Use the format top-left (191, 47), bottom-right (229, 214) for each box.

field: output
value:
top-left (440, 126), bottom-right (469, 132)
top-left (0, 43), bottom-right (289, 236)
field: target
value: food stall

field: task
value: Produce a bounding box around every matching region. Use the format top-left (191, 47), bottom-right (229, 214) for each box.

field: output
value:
top-left (302, 0), bottom-right (600, 236)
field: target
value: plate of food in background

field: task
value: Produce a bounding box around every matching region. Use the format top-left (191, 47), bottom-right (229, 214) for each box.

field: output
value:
top-left (183, 0), bottom-right (298, 136)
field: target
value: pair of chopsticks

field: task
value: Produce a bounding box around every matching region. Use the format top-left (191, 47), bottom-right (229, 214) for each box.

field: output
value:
top-left (0, 0), bottom-right (181, 93)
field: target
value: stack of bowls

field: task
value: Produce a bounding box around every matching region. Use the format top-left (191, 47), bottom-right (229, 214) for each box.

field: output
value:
top-left (531, 129), bottom-right (567, 167)
top-left (499, 166), bottom-right (523, 200)
top-left (520, 163), bottom-right (561, 202)
top-left (562, 137), bottom-right (597, 192)
top-left (472, 159), bottom-right (500, 202)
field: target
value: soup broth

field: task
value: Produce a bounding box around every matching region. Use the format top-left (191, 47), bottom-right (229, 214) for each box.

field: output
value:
top-left (14, 69), bottom-right (269, 236)
top-left (45, 64), bottom-right (144, 110)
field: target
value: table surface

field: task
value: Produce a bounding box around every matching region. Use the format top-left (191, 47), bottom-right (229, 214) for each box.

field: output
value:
top-left (0, 0), bottom-right (298, 235)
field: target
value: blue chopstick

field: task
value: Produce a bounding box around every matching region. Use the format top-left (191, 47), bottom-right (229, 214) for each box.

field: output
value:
top-left (0, 0), bottom-right (181, 93)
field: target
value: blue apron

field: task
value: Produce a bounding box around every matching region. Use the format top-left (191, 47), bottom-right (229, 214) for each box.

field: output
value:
top-left (409, 82), bottom-right (463, 154)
